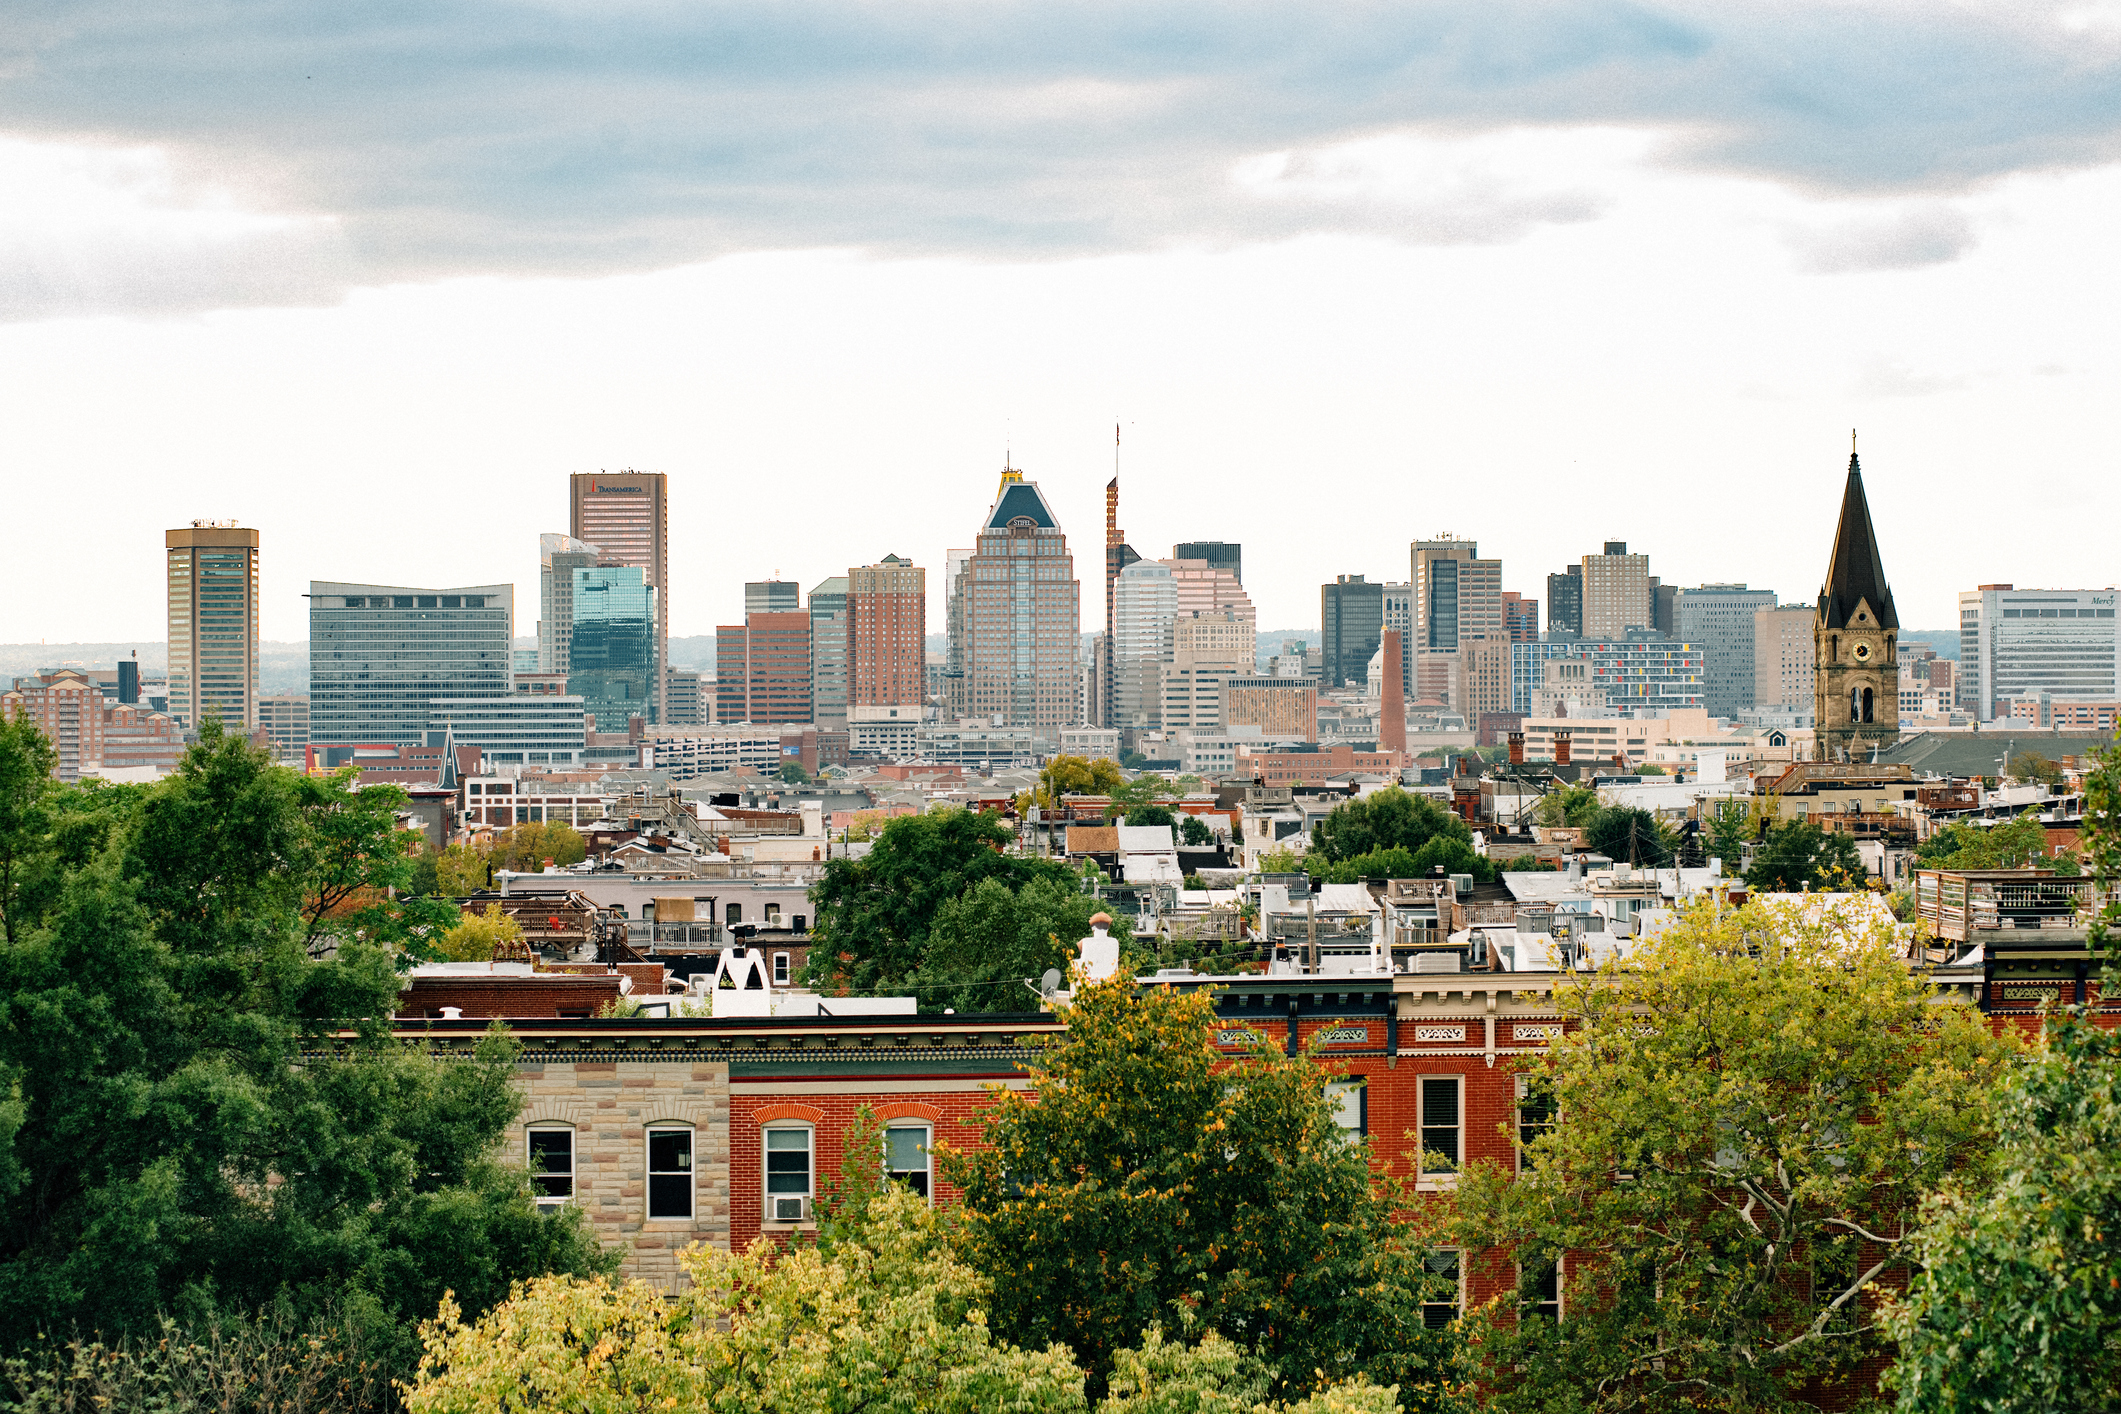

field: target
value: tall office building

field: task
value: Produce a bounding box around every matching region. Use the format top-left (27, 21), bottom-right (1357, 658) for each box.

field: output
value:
top-left (568, 567), bottom-right (659, 734)
top-left (848, 555), bottom-right (926, 709)
top-left (1957, 584), bottom-right (2119, 719)
top-left (940, 548), bottom-right (973, 719)
top-left (746, 581), bottom-right (801, 615)
top-left (1580, 541), bottom-right (1653, 639)
top-left (1099, 477), bottom-right (1142, 729)
top-left (569, 471), bottom-right (668, 720)
top-left (714, 612), bottom-right (813, 726)
top-left (1409, 537), bottom-right (1503, 650)
top-left (1160, 611), bottom-right (1256, 733)
top-left (1113, 560), bottom-right (1178, 728)
top-left (809, 576), bottom-right (850, 730)
top-left (1674, 584), bottom-right (1779, 718)
top-left (1172, 541), bottom-right (1241, 584)
top-left (1502, 591), bottom-right (1540, 643)
top-left (961, 464), bottom-right (1080, 731)
top-left (1754, 605), bottom-right (1816, 715)
top-left (1545, 566), bottom-right (1582, 637)
top-left (1381, 582), bottom-right (1414, 696)
top-left (1321, 575), bottom-right (1385, 689)
top-left (309, 583), bottom-right (512, 746)
top-left (166, 522), bottom-right (260, 731)
top-left (1813, 450), bottom-right (1900, 761)
top-left (665, 669), bottom-right (705, 727)
top-left (538, 533), bottom-right (602, 673)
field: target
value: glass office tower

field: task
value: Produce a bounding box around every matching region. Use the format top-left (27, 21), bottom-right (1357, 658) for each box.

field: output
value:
top-left (309, 583), bottom-right (513, 746)
top-left (568, 567), bottom-right (660, 733)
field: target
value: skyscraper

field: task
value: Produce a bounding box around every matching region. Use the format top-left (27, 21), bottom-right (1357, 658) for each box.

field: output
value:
top-left (570, 471), bottom-right (668, 719)
top-left (1100, 476), bottom-right (1141, 729)
top-left (568, 567), bottom-right (660, 734)
top-left (309, 583), bottom-right (512, 746)
top-left (1172, 541), bottom-right (1241, 584)
top-left (809, 576), bottom-right (850, 730)
top-left (746, 581), bottom-right (801, 615)
top-left (1546, 566), bottom-right (1582, 637)
top-left (1113, 560), bottom-right (1178, 728)
top-left (1580, 541), bottom-right (1653, 639)
top-left (848, 555), bottom-right (926, 709)
top-left (961, 464), bottom-right (1080, 730)
top-left (1955, 584), bottom-right (2119, 720)
top-left (166, 521), bottom-right (259, 731)
top-left (538, 533), bottom-right (601, 673)
top-left (1675, 584), bottom-right (1778, 718)
top-left (1321, 575), bottom-right (1385, 689)
top-left (1813, 449), bottom-right (1899, 761)
top-left (1409, 536), bottom-right (1503, 650)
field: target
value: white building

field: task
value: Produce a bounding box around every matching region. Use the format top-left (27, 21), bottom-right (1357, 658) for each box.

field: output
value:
top-left (1957, 585), bottom-right (2120, 720)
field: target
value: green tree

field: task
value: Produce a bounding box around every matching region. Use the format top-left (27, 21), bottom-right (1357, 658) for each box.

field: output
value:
top-left (1583, 806), bottom-right (1673, 867)
top-left (1915, 809), bottom-right (2075, 875)
top-left (777, 759), bottom-right (810, 783)
top-left (800, 807), bottom-right (1076, 994)
top-left (1124, 803), bottom-right (1178, 829)
top-left (1744, 819), bottom-right (1866, 891)
top-left (1886, 748), bottom-right (2121, 1410)
top-left (1037, 754), bottom-right (1128, 808)
top-left (1179, 813), bottom-right (1214, 847)
top-left (1704, 797), bottom-right (1751, 872)
top-left (1317, 840), bottom-right (1499, 886)
top-left (1447, 898), bottom-right (2016, 1414)
top-left (1533, 784), bottom-right (1602, 829)
top-left (486, 821), bottom-right (587, 873)
top-left (2007, 749), bottom-right (2061, 787)
top-left (294, 769), bottom-right (460, 960)
top-left (1112, 773), bottom-right (1181, 809)
top-left (436, 902), bottom-right (525, 963)
top-left (1309, 786), bottom-right (1469, 865)
top-left (947, 975), bottom-right (1461, 1406)
top-left (0, 714), bottom-right (56, 947)
top-left (434, 841), bottom-right (493, 897)
top-left (0, 720), bottom-right (610, 1369)
top-left (917, 875), bottom-right (1131, 1013)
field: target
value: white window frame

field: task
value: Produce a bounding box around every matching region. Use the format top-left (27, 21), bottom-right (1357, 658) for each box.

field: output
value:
top-left (645, 1124), bottom-right (694, 1222)
top-left (884, 1123), bottom-right (933, 1202)
top-left (1422, 1249), bottom-right (1464, 1329)
top-left (773, 951), bottom-right (791, 985)
top-left (1418, 1074), bottom-right (1463, 1187)
top-left (527, 1124), bottom-right (575, 1206)
top-left (1519, 1256), bottom-right (1564, 1322)
top-left (764, 1124), bottom-right (815, 1225)
top-left (1326, 1078), bottom-right (1368, 1140)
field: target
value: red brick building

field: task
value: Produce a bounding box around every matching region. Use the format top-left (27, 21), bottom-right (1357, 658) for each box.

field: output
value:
top-left (848, 556), bottom-right (926, 709)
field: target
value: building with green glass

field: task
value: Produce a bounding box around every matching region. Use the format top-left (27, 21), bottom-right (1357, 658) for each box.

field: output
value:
top-left (569, 567), bottom-right (659, 733)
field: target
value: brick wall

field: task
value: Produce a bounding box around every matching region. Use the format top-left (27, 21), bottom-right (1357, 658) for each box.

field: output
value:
top-left (399, 975), bottom-right (622, 1019)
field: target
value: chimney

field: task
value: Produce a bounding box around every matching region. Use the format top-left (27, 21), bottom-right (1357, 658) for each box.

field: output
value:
top-left (1507, 731), bottom-right (1524, 765)
top-left (1379, 628), bottom-right (1406, 756)
top-left (1555, 731), bottom-right (1572, 766)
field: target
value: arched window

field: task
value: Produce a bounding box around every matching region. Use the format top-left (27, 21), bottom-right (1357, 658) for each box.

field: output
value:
top-left (1849, 688), bottom-right (1860, 723)
top-left (1862, 688), bottom-right (1874, 723)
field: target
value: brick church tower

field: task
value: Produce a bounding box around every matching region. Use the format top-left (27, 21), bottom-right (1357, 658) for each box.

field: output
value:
top-left (1813, 441), bottom-right (1900, 761)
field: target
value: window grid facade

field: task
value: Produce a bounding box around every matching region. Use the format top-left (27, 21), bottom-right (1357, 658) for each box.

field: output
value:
top-left (961, 472), bottom-right (1081, 731)
top-left (847, 557), bottom-right (927, 709)
top-left (570, 472), bottom-right (668, 721)
top-left (1510, 637), bottom-right (1704, 715)
top-left (166, 524), bottom-right (260, 731)
top-left (308, 583), bottom-right (513, 747)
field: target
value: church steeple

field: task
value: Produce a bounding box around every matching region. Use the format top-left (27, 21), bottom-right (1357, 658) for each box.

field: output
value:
top-left (1817, 444), bottom-right (1898, 632)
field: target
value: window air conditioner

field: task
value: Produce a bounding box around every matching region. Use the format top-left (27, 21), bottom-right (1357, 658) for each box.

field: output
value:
top-left (773, 1196), bottom-right (809, 1222)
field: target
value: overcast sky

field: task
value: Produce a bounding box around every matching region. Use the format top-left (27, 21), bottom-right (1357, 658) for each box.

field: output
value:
top-left (3, 0), bottom-right (2118, 646)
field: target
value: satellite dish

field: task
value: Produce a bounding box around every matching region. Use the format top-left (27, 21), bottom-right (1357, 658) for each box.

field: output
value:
top-left (1039, 968), bottom-right (1064, 998)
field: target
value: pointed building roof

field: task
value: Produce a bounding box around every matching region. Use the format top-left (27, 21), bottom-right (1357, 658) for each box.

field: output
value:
top-left (985, 468), bottom-right (1060, 530)
top-left (1817, 451), bottom-right (1898, 631)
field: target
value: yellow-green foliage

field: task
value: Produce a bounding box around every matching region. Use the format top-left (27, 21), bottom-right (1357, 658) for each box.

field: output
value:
top-left (434, 904), bottom-right (522, 963)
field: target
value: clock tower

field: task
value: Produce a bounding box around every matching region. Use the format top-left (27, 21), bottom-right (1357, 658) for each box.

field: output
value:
top-left (1813, 441), bottom-right (1899, 761)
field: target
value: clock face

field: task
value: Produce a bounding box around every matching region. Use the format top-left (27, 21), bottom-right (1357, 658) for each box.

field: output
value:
top-left (1853, 643), bottom-right (1872, 662)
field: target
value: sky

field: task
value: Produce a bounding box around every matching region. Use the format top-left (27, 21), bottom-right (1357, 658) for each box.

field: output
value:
top-left (3, 0), bottom-right (2119, 646)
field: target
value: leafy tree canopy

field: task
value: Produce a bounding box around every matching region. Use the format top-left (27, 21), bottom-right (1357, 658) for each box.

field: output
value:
top-left (916, 875), bottom-right (1134, 1014)
top-left (1447, 899), bottom-right (2017, 1414)
top-left (1583, 806), bottom-right (1674, 867)
top-left (436, 902), bottom-right (523, 963)
top-left (1744, 819), bottom-right (1866, 891)
top-left (947, 974), bottom-right (1462, 1407)
top-left (1180, 813), bottom-right (1214, 846)
top-left (799, 807), bottom-right (1075, 995)
top-left (1315, 838), bottom-right (1498, 886)
top-left (1124, 803), bottom-right (1177, 829)
top-left (1915, 809), bottom-right (2076, 876)
top-left (1887, 747), bottom-right (2121, 1410)
top-left (0, 719), bottom-right (610, 1369)
top-left (1309, 787), bottom-right (1469, 865)
top-left (1533, 784), bottom-right (1602, 829)
top-left (776, 759), bottom-right (810, 783)
top-left (1037, 754), bottom-right (1128, 808)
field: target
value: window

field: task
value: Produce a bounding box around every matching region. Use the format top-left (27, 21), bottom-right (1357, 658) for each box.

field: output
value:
top-left (1422, 1250), bottom-right (1462, 1329)
top-left (1517, 1076), bottom-right (1556, 1171)
top-left (766, 903), bottom-right (782, 926)
top-left (793, 915), bottom-right (806, 932)
top-left (647, 1126), bottom-right (693, 1220)
top-left (528, 1126), bottom-right (574, 1204)
top-left (1520, 1259), bottom-right (1563, 1321)
top-left (773, 952), bottom-right (791, 985)
top-left (1327, 1078), bottom-right (1367, 1139)
top-left (725, 904), bottom-right (742, 924)
top-left (885, 1125), bottom-right (932, 1200)
top-left (1420, 1075), bottom-right (1461, 1177)
top-left (765, 1127), bottom-right (813, 1222)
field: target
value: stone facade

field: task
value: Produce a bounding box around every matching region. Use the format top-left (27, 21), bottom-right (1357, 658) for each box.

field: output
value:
top-left (512, 1053), bottom-right (732, 1290)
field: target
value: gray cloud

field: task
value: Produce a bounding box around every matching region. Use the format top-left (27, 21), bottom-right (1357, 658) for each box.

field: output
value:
top-left (1786, 202), bottom-right (1978, 273)
top-left (1, 1), bottom-right (2118, 315)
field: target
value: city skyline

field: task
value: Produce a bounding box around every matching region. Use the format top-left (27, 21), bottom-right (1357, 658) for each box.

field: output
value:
top-left (5, 6), bottom-right (2121, 644)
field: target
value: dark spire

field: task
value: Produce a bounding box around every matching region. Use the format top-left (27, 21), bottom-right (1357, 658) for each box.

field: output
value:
top-left (1817, 448), bottom-right (1898, 631)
